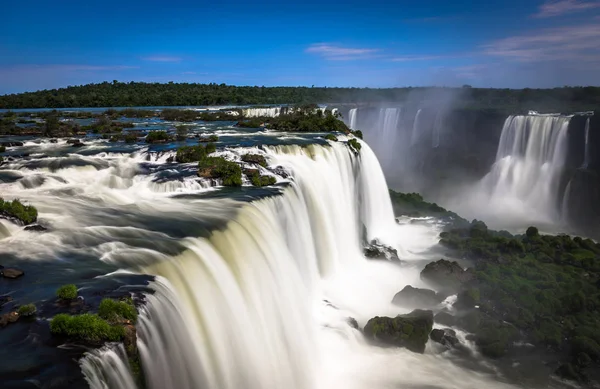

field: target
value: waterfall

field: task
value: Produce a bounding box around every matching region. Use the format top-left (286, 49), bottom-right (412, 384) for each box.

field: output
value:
top-left (432, 110), bottom-right (443, 148)
top-left (349, 108), bottom-right (357, 130)
top-left (88, 141), bottom-right (399, 389)
top-left (583, 117), bottom-right (591, 168)
top-left (410, 109), bottom-right (422, 146)
top-left (242, 107), bottom-right (283, 118)
top-left (81, 345), bottom-right (138, 389)
top-left (480, 114), bottom-right (571, 223)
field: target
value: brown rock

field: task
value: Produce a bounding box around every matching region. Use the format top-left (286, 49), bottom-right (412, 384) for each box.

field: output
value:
top-left (2, 268), bottom-right (24, 279)
top-left (0, 311), bottom-right (20, 327)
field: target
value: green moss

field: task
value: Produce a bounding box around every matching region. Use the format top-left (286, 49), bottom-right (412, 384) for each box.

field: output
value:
top-left (0, 198), bottom-right (38, 225)
top-left (56, 284), bottom-right (78, 300)
top-left (176, 145), bottom-right (208, 163)
top-left (98, 298), bottom-right (137, 323)
top-left (50, 313), bottom-right (125, 342)
top-left (17, 303), bottom-right (36, 317)
top-left (363, 310), bottom-right (433, 353)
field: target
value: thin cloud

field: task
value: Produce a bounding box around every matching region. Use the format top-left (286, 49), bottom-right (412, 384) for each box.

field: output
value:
top-left (305, 43), bottom-right (379, 60)
top-left (482, 23), bottom-right (600, 62)
top-left (142, 56), bottom-right (182, 62)
top-left (181, 71), bottom-right (197, 75)
top-left (533, 0), bottom-right (600, 18)
top-left (391, 55), bottom-right (444, 62)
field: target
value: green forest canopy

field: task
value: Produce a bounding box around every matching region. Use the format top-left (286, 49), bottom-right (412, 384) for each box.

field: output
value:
top-left (0, 81), bottom-right (599, 112)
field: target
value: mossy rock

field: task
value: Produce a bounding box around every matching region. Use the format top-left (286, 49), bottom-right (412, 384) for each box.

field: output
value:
top-left (363, 309), bottom-right (433, 353)
top-left (241, 154), bottom-right (267, 167)
top-left (420, 259), bottom-right (474, 294)
top-left (392, 285), bottom-right (443, 308)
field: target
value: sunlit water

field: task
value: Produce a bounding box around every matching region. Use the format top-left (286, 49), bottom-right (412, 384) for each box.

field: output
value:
top-left (0, 116), bottom-right (524, 389)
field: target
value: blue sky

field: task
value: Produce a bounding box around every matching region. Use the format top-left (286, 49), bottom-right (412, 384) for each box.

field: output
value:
top-left (1, 0), bottom-right (600, 93)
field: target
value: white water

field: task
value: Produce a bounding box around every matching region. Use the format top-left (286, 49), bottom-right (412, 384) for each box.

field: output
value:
top-left (0, 137), bottom-right (520, 389)
top-left (243, 107), bottom-right (283, 118)
top-left (410, 108), bottom-right (423, 146)
top-left (583, 117), bottom-right (591, 168)
top-left (349, 108), bottom-right (357, 130)
top-left (452, 114), bottom-right (571, 229)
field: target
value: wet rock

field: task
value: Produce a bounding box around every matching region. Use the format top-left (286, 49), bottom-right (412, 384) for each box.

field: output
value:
top-left (24, 224), bottom-right (47, 232)
top-left (49, 139), bottom-right (58, 143)
top-left (241, 154), bottom-right (267, 167)
top-left (392, 285), bottom-right (444, 308)
top-left (430, 328), bottom-right (460, 348)
top-left (166, 156), bottom-right (174, 163)
top-left (0, 311), bottom-right (20, 327)
top-left (269, 166), bottom-right (289, 179)
top-left (364, 241), bottom-right (400, 262)
top-left (1, 268), bottom-right (24, 279)
top-left (243, 167), bottom-right (259, 176)
top-left (420, 259), bottom-right (474, 294)
top-left (363, 309), bottom-right (434, 353)
top-left (0, 141), bottom-right (24, 147)
top-left (346, 317), bottom-right (359, 330)
top-left (434, 311), bottom-right (457, 327)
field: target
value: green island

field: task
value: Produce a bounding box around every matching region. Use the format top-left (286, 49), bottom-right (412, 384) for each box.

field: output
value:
top-left (1, 82), bottom-right (600, 113)
top-left (386, 189), bottom-right (600, 383)
top-left (0, 198), bottom-right (38, 225)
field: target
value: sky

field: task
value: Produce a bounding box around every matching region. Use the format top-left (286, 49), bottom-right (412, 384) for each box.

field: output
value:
top-left (1, 0), bottom-right (600, 93)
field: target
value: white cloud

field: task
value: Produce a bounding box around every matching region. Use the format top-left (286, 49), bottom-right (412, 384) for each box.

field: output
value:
top-left (305, 43), bottom-right (379, 60)
top-left (142, 56), bottom-right (182, 62)
top-left (533, 0), bottom-right (600, 18)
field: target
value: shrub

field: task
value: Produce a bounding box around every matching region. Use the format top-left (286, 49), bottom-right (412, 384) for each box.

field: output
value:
top-left (250, 173), bottom-right (276, 187)
top-left (348, 138), bottom-right (361, 153)
top-left (0, 198), bottom-right (38, 224)
top-left (325, 134), bottom-right (338, 141)
top-left (176, 145), bottom-right (208, 163)
top-left (176, 125), bottom-right (188, 140)
top-left (98, 298), bottom-right (137, 323)
top-left (241, 154), bottom-right (267, 167)
top-left (50, 313), bottom-right (125, 342)
top-left (56, 284), bottom-right (78, 300)
top-left (198, 157), bottom-right (242, 186)
top-left (17, 304), bottom-right (36, 317)
top-left (124, 133), bottom-right (138, 143)
top-left (145, 131), bottom-right (170, 143)
top-left (205, 143), bottom-right (216, 154)
top-left (351, 130), bottom-right (363, 139)
top-left (237, 118), bottom-right (264, 128)
top-left (526, 226), bottom-right (539, 238)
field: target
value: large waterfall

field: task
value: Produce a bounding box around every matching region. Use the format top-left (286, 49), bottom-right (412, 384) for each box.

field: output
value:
top-left (455, 114), bottom-right (571, 228)
top-left (349, 108), bottom-right (357, 130)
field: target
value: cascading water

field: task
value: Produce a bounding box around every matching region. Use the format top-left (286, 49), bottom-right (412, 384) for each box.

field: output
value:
top-left (349, 108), bottom-right (357, 130)
top-left (242, 107), bottom-right (283, 118)
top-left (582, 117), bottom-right (591, 168)
top-left (410, 108), bottom-right (422, 146)
top-left (454, 114), bottom-right (571, 228)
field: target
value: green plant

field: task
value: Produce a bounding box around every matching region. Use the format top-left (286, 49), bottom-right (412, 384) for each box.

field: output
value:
top-left (145, 131), bottom-right (170, 143)
top-left (250, 173), bottom-right (276, 187)
top-left (176, 145), bottom-right (208, 163)
top-left (17, 304), bottom-right (36, 317)
top-left (98, 298), bottom-right (137, 323)
top-left (50, 313), bottom-right (125, 342)
top-left (348, 138), bottom-right (361, 153)
top-left (205, 142), bottom-right (216, 154)
top-left (241, 154), bottom-right (267, 167)
top-left (175, 125), bottom-right (188, 140)
top-left (198, 157), bottom-right (242, 186)
top-left (56, 284), bottom-right (78, 300)
top-left (0, 198), bottom-right (38, 224)
top-left (325, 134), bottom-right (338, 141)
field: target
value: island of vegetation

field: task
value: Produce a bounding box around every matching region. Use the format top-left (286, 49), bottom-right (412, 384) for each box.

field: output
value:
top-left (383, 189), bottom-right (600, 384)
top-left (0, 198), bottom-right (38, 225)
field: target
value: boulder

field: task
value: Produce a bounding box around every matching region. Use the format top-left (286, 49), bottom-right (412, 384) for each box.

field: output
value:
top-left (363, 309), bottom-right (433, 353)
top-left (0, 311), bottom-right (19, 327)
top-left (0, 295), bottom-right (13, 307)
top-left (1, 268), bottom-right (24, 279)
top-left (269, 166), bottom-right (289, 179)
top-left (392, 285), bottom-right (443, 308)
top-left (420, 259), bottom-right (474, 294)
top-left (434, 311), bottom-right (457, 327)
top-left (364, 241), bottom-right (400, 262)
top-left (346, 317), bottom-right (359, 330)
top-left (0, 142), bottom-right (24, 147)
top-left (241, 154), bottom-right (267, 167)
top-left (24, 224), bottom-right (47, 232)
top-left (243, 167), bottom-right (259, 176)
top-left (430, 328), bottom-right (460, 348)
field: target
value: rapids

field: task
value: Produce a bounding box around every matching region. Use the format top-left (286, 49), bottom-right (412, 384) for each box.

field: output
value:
top-left (0, 121), bottom-right (524, 389)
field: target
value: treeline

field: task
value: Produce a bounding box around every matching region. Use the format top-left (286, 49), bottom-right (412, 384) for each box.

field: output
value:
top-left (1, 82), bottom-right (600, 112)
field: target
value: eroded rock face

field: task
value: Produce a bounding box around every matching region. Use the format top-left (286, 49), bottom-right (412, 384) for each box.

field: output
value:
top-left (364, 241), bottom-right (400, 262)
top-left (420, 259), bottom-right (474, 294)
top-left (24, 224), bottom-right (47, 232)
top-left (434, 311), bottom-right (456, 327)
top-left (363, 309), bottom-right (434, 353)
top-left (392, 285), bottom-right (444, 308)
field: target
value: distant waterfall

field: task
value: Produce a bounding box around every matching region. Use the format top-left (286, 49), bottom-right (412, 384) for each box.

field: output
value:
top-left (348, 108), bottom-right (357, 130)
top-left (481, 114), bottom-right (571, 221)
top-left (432, 110), bottom-right (443, 148)
top-left (583, 117), bottom-right (591, 168)
top-left (410, 109), bottom-right (422, 146)
top-left (243, 107), bottom-right (283, 118)
top-left (105, 142), bottom-right (399, 389)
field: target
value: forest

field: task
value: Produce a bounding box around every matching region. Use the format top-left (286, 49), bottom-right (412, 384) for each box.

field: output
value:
top-left (1, 82), bottom-right (599, 112)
